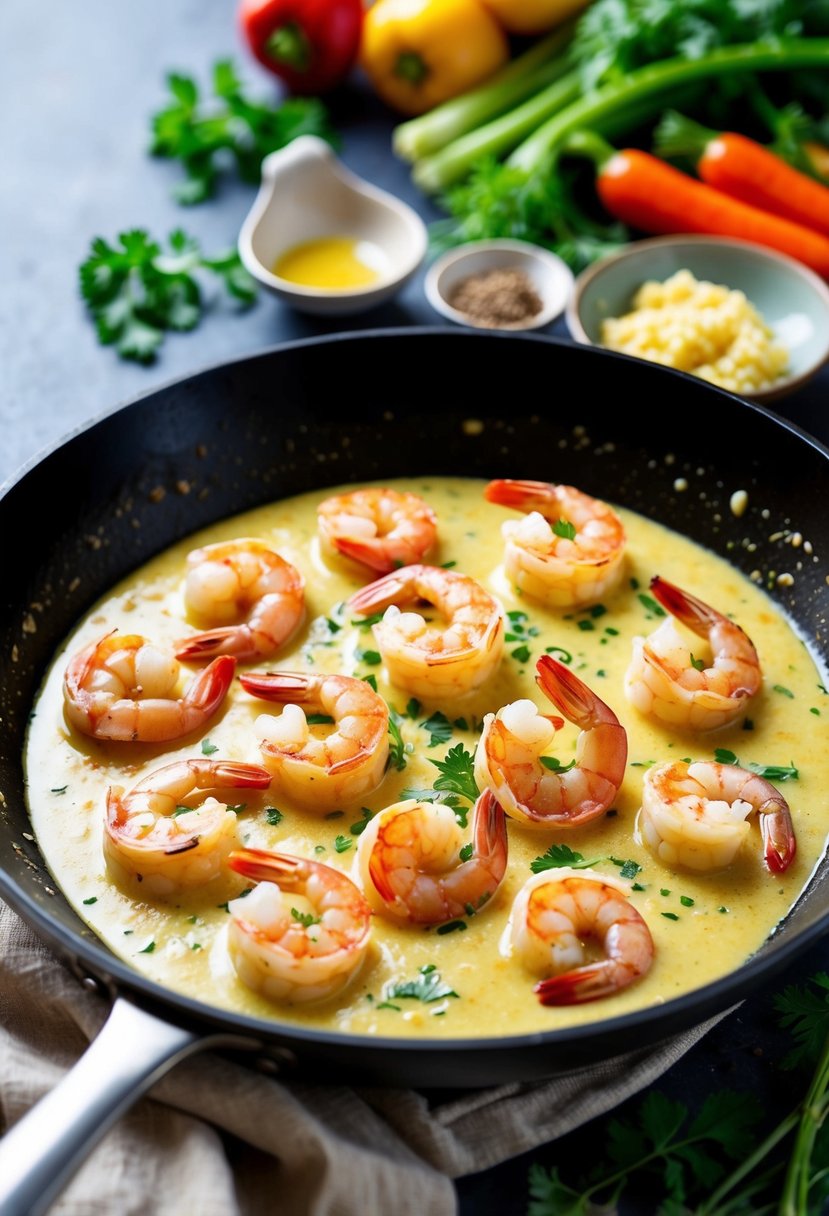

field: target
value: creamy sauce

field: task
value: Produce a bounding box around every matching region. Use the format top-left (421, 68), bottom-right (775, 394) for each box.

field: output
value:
top-left (273, 236), bottom-right (388, 290)
top-left (24, 477), bottom-right (829, 1040)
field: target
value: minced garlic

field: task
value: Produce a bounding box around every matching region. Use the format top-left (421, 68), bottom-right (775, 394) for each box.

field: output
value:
top-left (600, 269), bottom-right (789, 393)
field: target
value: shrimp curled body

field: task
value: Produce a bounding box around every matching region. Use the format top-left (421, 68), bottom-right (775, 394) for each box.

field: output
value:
top-left (355, 790), bottom-right (508, 925)
top-left (63, 632), bottom-right (235, 743)
top-left (175, 539), bottom-right (305, 663)
top-left (505, 867), bottom-right (655, 1005)
top-left (485, 479), bottom-right (626, 609)
top-left (104, 759), bottom-right (272, 899)
top-left (227, 847), bottom-right (372, 1005)
top-left (640, 759), bottom-right (796, 874)
top-left (475, 655), bottom-right (627, 828)
top-left (625, 575), bottom-right (761, 732)
top-left (317, 487), bottom-right (438, 574)
top-left (347, 564), bottom-right (505, 701)
top-left (240, 671), bottom-right (389, 813)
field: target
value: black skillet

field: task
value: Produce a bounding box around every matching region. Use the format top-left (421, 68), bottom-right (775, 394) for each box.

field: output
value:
top-left (0, 328), bottom-right (827, 1215)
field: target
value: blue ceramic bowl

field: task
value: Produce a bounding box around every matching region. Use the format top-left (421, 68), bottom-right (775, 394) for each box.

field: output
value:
top-left (565, 235), bottom-right (829, 402)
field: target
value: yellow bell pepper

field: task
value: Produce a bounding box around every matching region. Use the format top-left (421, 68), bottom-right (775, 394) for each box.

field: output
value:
top-left (359, 0), bottom-right (510, 117)
top-left (479, 0), bottom-right (593, 35)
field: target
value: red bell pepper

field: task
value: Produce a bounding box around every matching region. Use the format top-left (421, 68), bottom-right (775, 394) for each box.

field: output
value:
top-left (239, 0), bottom-right (364, 95)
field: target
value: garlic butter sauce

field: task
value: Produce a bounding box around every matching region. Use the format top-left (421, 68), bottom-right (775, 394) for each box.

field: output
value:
top-left (24, 477), bottom-right (829, 1040)
top-left (273, 236), bottom-right (388, 290)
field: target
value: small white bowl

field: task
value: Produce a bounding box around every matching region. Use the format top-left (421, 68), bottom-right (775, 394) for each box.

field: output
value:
top-left (566, 235), bottom-right (829, 402)
top-left (238, 135), bottom-right (428, 316)
top-left (424, 239), bottom-right (574, 331)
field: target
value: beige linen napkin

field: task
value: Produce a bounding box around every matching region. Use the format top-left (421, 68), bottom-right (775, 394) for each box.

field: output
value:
top-left (0, 900), bottom-right (728, 1216)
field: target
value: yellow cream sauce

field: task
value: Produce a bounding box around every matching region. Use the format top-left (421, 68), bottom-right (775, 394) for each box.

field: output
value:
top-left (24, 477), bottom-right (829, 1040)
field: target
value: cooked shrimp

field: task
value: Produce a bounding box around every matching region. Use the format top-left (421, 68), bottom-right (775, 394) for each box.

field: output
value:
top-left (475, 654), bottom-right (627, 828)
top-left (346, 564), bottom-right (505, 700)
top-left (355, 790), bottom-right (508, 925)
top-left (239, 671), bottom-right (389, 813)
top-left (227, 847), bottom-right (372, 1005)
top-left (175, 538), bottom-right (305, 663)
top-left (104, 759), bottom-right (272, 899)
top-left (317, 487), bottom-right (438, 574)
top-left (504, 867), bottom-right (655, 1005)
top-left (485, 479), bottom-right (626, 608)
top-left (63, 632), bottom-right (235, 743)
top-left (640, 759), bottom-right (796, 874)
top-left (624, 575), bottom-right (761, 732)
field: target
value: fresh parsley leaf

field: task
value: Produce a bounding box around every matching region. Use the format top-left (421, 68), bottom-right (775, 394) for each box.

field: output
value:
top-left (530, 844), bottom-right (602, 873)
top-left (539, 756), bottom-right (576, 773)
top-left (399, 786), bottom-right (470, 828)
top-left (552, 518), bottom-right (576, 540)
top-left (714, 747), bottom-right (799, 781)
top-left (291, 907), bottom-right (321, 929)
top-left (388, 709), bottom-right (409, 772)
top-left (775, 972), bottom-right (829, 1070)
top-left (201, 737), bottom-right (218, 755)
top-left (334, 835), bottom-right (353, 854)
top-left (429, 743), bottom-right (479, 804)
top-left (384, 965), bottom-right (458, 1003)
top-left (149, 59), bottom-right (337, 203)
top-left (419, 710), bottom-right (453, 748)
top-left (265, 807), bottom-right (284, 826)
top-left (79, 228), bottom-right (256, 363)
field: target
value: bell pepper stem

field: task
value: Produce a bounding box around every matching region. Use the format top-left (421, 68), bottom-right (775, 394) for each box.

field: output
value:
top-left (265, 22), bottom-right (311, 73)
top-left (395, 51), bottom-right (429, 86)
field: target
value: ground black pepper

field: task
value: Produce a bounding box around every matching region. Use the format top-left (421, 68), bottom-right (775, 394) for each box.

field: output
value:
top-left (447, 266), bottom-right (544, 327)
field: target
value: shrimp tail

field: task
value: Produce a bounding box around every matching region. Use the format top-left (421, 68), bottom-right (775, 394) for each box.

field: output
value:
top-left (206, 761), bottom-right (273, 790)
top-left (175, 628), bottom-right (248, 662)
top-left (760, 799), bottom-right (797, 874)
top-left (535, 654), bottom-right (621, 730)
top-left (347, 568), bottom-right (412, 616)
top-left (473, 789), bottom-right (508, 870)
top-left (534, 961), bottom-right (639, 1006)
top-left (183, 655), bottom-right (237, 716)
top-left (228, 847), bottom-right (305, 887)
top-left (239, 671), bottom-right (312, 702)
top-left (649, 575), bottom-right (723, 639)
top-left (484, 479), bottom-right (555, 515)
top-left (333, 536), bottom-right (400, 574)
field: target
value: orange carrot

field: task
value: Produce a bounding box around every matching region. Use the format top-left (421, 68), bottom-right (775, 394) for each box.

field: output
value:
top-left (653, 112), bottom-right (829, 238)
top-left (568, 133), bottom-right (829, 278)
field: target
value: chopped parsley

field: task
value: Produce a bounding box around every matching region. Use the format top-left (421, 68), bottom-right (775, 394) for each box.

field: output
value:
top-left (713, 748), bottom-right (799, 781)
top-left (384, 964), bottom-right (459, 1003)
top-left (428, 743), bottom-right (479, 805)
top-left (291, 907), bottom-right (321, 929)
top-left (201, 737), bottom-right (218, 755)
top-left (265, 807), bottom-right (284, 826)
top-left (419, 710), bottom-right (453, 747)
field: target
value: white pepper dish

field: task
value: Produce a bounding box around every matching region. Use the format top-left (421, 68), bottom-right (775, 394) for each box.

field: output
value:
top-left (424, 238), bottom-right (575, 331)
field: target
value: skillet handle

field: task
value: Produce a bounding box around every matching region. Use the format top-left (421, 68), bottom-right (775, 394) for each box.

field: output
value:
top-left (0, 996), bottom-right (232, 1216)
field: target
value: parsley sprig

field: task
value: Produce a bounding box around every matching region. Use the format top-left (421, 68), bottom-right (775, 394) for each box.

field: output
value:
top-left (714, 748), bottom-right (799, 782)
top-left (149, 59), bottom-right (337, 204)
top-left (383, 964), bottom-right (458, 1006)
top-left (79, 228), bottom-right (256, 363)
top-left (527, 971), bottom-right (829, 1215)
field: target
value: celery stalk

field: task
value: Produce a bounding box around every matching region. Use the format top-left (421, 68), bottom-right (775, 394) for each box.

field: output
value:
top-left (507, 38), bottom-right (829, 173)
top-left (412, 70), bottom-right (582, 194)
top-left (392, 20), bottom-right (577, 163)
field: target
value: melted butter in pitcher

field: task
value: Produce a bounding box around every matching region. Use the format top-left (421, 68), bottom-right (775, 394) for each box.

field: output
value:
top-left (273, 236), bottom-right (389, 290)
